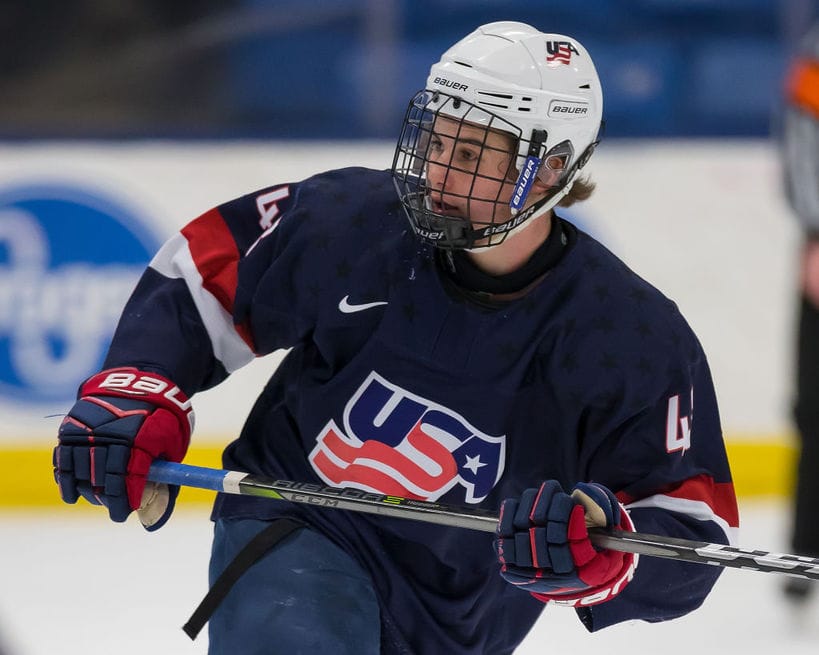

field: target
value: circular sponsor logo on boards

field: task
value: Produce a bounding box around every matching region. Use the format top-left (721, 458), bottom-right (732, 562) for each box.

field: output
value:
top-left (0, 184), bottom-right (160, 403)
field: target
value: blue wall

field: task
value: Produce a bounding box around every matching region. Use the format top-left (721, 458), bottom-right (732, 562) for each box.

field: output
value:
top-left (220, 0), bottom-right (807, 139)
top-left (2, 0), bottom-right (815, 139)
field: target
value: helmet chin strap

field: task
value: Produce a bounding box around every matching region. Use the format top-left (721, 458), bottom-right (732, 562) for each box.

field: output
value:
top-left (463, 139), bottom-right (597, 251)
top-left (462, 176), bottom-right (575, 252)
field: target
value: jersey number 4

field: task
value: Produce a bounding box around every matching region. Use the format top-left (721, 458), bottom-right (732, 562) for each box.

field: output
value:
top-left (256, 187), bottom-right (290, 229)
top-left (666, 388), bottom-right (693, 453)
top-left (246, 186), bottom-right (291, 255)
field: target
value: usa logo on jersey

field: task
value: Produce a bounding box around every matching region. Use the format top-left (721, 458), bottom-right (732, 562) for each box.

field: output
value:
top-left (309, 372), bottom-right (505, 503)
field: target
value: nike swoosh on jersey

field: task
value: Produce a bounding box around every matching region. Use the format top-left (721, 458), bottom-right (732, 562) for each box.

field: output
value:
top-left (338, 295), bottom-right (388, 313)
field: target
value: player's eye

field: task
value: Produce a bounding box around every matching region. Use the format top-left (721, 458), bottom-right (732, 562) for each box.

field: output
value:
top-left (428, 136), bottom-right (444, 154)
top-left (457, 147), bottom-right (478, 162)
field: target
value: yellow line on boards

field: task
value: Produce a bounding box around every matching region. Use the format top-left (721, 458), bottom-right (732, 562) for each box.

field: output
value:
top-left (0, 437), bottom-right (800, 509)
top-left (0, 443), bottom-right (224, 510)
top-left (725, 438), bottom-right (797, 499)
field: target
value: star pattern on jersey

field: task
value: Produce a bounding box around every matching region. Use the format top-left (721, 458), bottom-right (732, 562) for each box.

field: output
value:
top-left (361, 288), bottom-right (383, 303)
top-left (599, 352), bottom-right (618, 370)
top-left (596, 390), bottom-right (619, 408)
top-left (591, 316), bottom-right (615, 333)
top-left (307, 282), bottom-right (322, 298)
top-left (384, 267), bottom-right (403, 287)
top-left (332, 191), bottom-right (350, 205)
top-left (629, 287), bottom-right (649, 305)
top-left (522, 297), bottom-right (538, 315)
top-left (560, 352), bottom-right (578, 372)
top-left (315, 234), bottom-right (333, 250)
top-left (497, 341), bottom-right (517, 362)
top-left (336, 260), bottom-right (352, 278)
top-left (638, 356), bottom-right (654, 375)
top-left (584, 254), bottom-right (602, 271)
top-left (418, 255), bottom-right (435, 273)
top-left (351, 212), bottom-right (367, 229)
top-left (594, 284), bottom-right (610, 301)
top-left (536, 273), bottom-right (682, 413)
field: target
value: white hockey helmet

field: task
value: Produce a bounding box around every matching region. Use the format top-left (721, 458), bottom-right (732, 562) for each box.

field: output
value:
top-left (392, 21), bottom-right (603, 249)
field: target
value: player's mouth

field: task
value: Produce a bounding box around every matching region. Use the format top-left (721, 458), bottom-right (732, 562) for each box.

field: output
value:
top-left (429, 197), bottom-right (462, 216)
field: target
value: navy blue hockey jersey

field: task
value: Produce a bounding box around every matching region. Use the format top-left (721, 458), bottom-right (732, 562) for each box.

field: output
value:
top-left (105, 167), bottom-right (738, 654)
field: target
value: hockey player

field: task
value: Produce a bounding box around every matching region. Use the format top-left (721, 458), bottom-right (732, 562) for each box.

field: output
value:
top-left (54, 22), bottom-right (738, 654)
top-left (781, 22), bottom-right (819, 604)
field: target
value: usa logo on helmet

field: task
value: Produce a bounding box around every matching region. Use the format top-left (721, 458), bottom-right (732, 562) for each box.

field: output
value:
top-left (545, 41), bottom-right (580, 65)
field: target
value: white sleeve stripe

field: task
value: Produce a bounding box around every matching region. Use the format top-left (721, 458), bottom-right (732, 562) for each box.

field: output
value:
top-left (150, 234), bottom-right (255, 373)
top-left (625, 494), bottom-right (738, 546)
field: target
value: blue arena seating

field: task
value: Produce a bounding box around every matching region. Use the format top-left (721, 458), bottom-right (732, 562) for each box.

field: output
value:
top-left (219, 0), bottom-right (802, 139)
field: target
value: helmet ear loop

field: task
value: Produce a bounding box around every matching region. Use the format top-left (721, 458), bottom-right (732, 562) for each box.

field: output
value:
top-left (538, 138), bottom-right (600, 208)
top-left (506, 138), bottom-right (598, 228)
top-left (509, 129), bottom-right (548, 215)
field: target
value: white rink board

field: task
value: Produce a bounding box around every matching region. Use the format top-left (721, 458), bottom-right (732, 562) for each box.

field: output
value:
top-left (0, 140), bottom-right (800, 442)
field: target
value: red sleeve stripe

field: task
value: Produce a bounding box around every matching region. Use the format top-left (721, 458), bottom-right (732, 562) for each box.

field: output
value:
top-left (181, 209), bottom-right (257, 353)
top-left (618, 474), bottom-right (739, 543)
top-left (150, 229), bottom-right (256, 372)
top-left (181, 209), bottom-right (240, 315)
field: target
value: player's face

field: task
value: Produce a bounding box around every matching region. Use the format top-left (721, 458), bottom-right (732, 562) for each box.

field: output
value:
top-left (424, 117), bottom-right (517, 228)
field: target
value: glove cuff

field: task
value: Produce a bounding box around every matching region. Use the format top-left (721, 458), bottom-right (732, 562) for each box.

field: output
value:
top-left (533, 503), bottom-right (639, 607)
top-left (81, 367), bottom-right (195, 435)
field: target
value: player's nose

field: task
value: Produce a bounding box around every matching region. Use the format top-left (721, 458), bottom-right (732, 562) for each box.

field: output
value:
top-left (428, 158), bottom-right (461, 199)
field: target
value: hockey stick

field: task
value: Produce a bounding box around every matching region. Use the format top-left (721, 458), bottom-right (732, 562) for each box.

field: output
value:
top-left (148, 460), bottom-right (819, 581)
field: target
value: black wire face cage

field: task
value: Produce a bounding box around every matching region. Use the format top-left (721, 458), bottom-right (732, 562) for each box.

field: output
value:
top-left (391, 90), bottom-right (572, 250)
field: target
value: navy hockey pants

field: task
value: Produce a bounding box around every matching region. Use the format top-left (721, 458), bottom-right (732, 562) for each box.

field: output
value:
top-left (208, 517), bottom-right (381, 655)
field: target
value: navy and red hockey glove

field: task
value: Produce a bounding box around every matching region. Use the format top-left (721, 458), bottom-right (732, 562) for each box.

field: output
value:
top-left (494, 480), bottom-right (637, 606)
top-left (53, 367), bottom-right (194, 531)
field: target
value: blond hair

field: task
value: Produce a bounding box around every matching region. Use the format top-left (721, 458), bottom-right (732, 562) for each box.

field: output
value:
top-left (558, 175), bottom-right (595, 207)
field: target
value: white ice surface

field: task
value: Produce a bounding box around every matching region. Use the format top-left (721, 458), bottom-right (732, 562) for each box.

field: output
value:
top-left (1, 499), bottom-right (817, 655)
